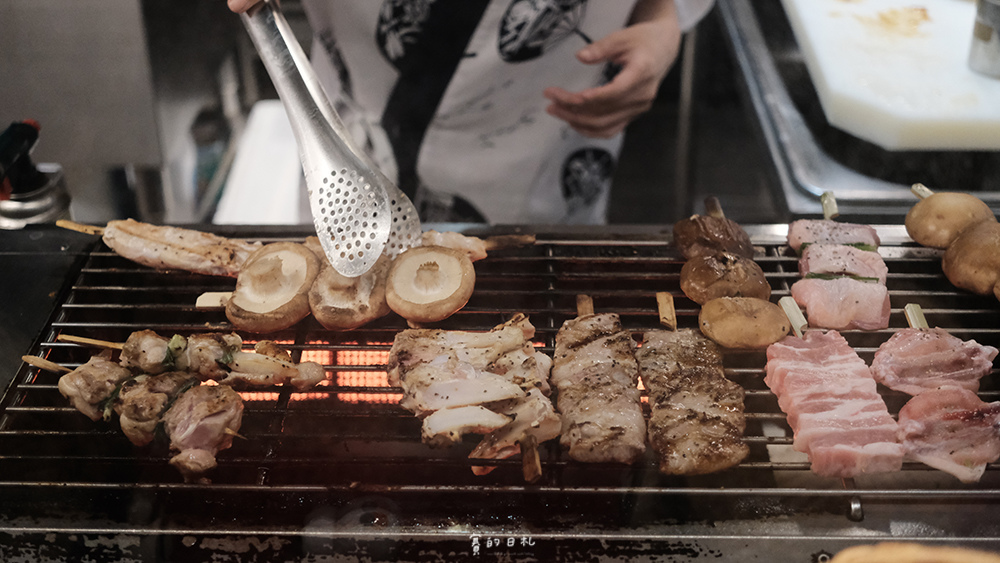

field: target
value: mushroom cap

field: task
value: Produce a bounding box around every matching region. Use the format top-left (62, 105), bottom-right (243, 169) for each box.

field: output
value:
top-left (386, 245), bottom-right (475, 323)
top-left (905, 192), bottom-right (995, 249)
top-left (698, 297), bottom-right (789, 349)
top-left (942, 220), bottom-right (1000, 296)
top-left (226, 242), bottom-right (320, 333)
top-left (308, 253), bottom-right (392, 330)
top-left (680, 252), bottom-right (771, 305)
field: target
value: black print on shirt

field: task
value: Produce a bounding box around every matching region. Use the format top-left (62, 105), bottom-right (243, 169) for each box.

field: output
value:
top-left (561, 148), bottom-right (615, 207)
top-left (376, 0), bottom-right (436, 64)
top-left (498, 0), bottom-right (589, 63)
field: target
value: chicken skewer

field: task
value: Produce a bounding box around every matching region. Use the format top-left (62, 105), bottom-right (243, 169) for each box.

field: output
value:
top-left (636, 293), bottom-right (749, 475)
top-left (26, 354), bottom-right (244, 483)
top-left (58, 331), bottom-right (326, 391)
top-left (550, 295), bottom-right (646, 464)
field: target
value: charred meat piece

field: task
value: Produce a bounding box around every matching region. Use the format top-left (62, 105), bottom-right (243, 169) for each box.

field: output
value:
top-left (791, 277), bottom-right (890, 331)
top-left (551, 313), bottom-right (646, 464)
top-left (787, 219), bottom-right (880, 253)
top-left (469, 388), bottom-right (562, 475)
top-left (765, 330), bottom-right (903, 478)
top-left (103, 218), bottom-right (261, 277)
top-left (798, 243), bottom-right (888, 284)
top-left (872, 328), bottom-right (998, 396)
top-left (58, 356), bottom-right (134, 421)
top-left (673, 214), bottom-right (754, 260)
top-left (898, 386), bottom-right (1000, 483)
top-left (114, 372), bottom-right (197, 446)
top-left (680, 252), bottom-right (770, 305)
top-left (636, 329), bottom-right (748, 475)
top-left (163, 384), bottom-right (244, 483)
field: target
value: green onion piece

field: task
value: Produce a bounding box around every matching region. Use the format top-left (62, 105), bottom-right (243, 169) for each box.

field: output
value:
top-left (162, 334), bottom-right (187, 370)
top-left (804, 273), bottom-right (880, 283)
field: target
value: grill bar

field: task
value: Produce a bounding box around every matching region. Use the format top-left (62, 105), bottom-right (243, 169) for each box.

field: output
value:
top-left (2, 225), bottom-right (1000, 560)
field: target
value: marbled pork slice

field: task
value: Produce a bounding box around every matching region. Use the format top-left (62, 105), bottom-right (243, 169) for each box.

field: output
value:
top-left (791, 277), bottom-right (890, 331)
top-left (898, 386), bottom-right (1000, 483)
top-left (872, 328), bottom-right (998, 396)
top-left (636, 329), bottom-right (748, 475)
top-left (552, 313), bottom-right (646, 464)
top-left (787, 219), bottom-right (880, 252)
top-left (765, 330), bottom-right (903, 477)
top-left (798, 243), bottom-right (888, 284)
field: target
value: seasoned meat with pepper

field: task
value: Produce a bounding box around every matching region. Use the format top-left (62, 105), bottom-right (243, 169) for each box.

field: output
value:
top-left (636, 329), bottom-right (748, 475)
top-left (551, 313), bottom-right (646, 464)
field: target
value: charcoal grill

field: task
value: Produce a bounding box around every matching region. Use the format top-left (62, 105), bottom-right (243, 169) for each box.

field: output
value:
top-left (2, 224), bottom-right (1000, 562)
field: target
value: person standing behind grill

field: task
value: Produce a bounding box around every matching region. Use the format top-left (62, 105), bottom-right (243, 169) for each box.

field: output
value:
top-left (228, 0), bottom-right (715, 224)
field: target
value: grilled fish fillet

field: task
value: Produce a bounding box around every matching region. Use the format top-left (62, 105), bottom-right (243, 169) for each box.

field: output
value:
top-left (103, 219), bottom-right (262, 277)
top-left (636, 329), bottom-right (748, 475)
top-left (552, 313), bottom-right (646, 464)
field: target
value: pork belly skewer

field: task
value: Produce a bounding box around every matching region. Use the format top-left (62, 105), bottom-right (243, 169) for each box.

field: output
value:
top-left (636, 293), bottom-right (748, 475)
top-left (59, 331), bottom-right (326, 391)
top-left (27, 354), bottom-right (245, 483)
top-left (550, 295), bottom-right (646, 464)
top-left (872, 304), bottom-right (998, 396)
top-left (386, 313), bottom-right (560, 480)
top-left (764, 300), bottom-right (903, 478)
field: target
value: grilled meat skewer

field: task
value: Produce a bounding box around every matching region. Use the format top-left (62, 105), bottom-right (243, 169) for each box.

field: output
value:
top-left (551, 312), bottom-right (646, 464)
top-left (637, 329), bottom-right (748, 475)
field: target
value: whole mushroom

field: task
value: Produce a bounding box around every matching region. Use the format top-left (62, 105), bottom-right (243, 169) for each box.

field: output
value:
top-left (942, 220), bottom-right (1000, 298)
top-left (226, 242), bottom-right (320, 333)
top-left (680, 252), bottom-right (771, 305)
top-left (905, 190), bottom-right (995, 249)
top-left (386, 245), bottom-right (475, 324)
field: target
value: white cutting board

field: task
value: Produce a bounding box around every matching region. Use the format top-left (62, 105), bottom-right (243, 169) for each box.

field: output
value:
top-left (780, 0), bottom-right (1000, 151)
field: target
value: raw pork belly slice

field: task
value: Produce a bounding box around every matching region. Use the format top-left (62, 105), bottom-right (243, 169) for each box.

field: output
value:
top-left (765, 330), bottom-right (903, 477)
top-left (636, 329), bottom-right (748, 475)
top-left (898, 386), bottom-right (1000, 483)
top-left (791, 277), bottom-right (890, 330)
top-left (552, 313), bottom-right (646, 464)
top-left (872, 328), bottom-right (998, 396)
top-left (798, 243), bottom-right (888, 284)
top-left (787, 219), bottom-right (880, 252)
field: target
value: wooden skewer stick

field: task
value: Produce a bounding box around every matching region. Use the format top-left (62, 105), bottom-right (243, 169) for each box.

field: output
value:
top-left (224, 427), bottom-right (248, 440)
top-left (195, 291), bottom-right (232, 310)
top-left (704, 196), bottom-right (725, 219)
top-left (483, 234), bottom-right (537, 251)
top-left (904, 303), bottom-right (930, 330)
top-left (911, 183), bottom-right (934, 200)
top-left (576, 294), bottom-right (595, 317)
top-left (655, 292), bottom-right (677, 331)
top-left (779, 296), bottom-right (808, 338)
top-left (518, 434), bottom-right (542, 484)
top-left (57, 334), bottom-right (124, 350)
top-left (56, 220), bottom-right (105, 236)
top-left (21, 355), bottom-right (72, 373)
top-left (820, 191), bottom-right (840, 220)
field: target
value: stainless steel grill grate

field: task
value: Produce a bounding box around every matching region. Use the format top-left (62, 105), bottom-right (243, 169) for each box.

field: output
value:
top-left (2, 225), bottom-right (999, 561)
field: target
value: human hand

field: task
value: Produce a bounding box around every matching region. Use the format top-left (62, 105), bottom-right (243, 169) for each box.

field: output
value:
top-left (543, 12), bottom-right (682, 138)
top-left (227, 0), bottom-right (262, 13)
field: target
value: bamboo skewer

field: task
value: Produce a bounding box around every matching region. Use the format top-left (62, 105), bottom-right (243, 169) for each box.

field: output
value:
top-left (779, 296), bottom-right (808, 338)
top-left (655, 292), bottom-right (677, 331)
top-left (21, 355), bottom-right (72, 373)
top-left (56, 219), bottom-right (105, 236)
top-left (576, 294), bottom-right (595, 317)
top-left (821, 191), bottom-right (840, 220)
top-left (911, 183), bottom-right (935, 200)
top-left (904, 303), bottom-right (930, 330)
top-left (704, 196), bottom-right (725, 219)
top-left (57, 334), bottom-right (124, 350)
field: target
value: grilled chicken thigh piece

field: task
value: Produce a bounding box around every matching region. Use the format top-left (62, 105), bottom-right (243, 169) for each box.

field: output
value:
top-left (103, 218), bottom-right (261, 277)
top-left (58, 356), bottom-right (133, 421)
top-left (637, 329), bottom-right (748, 475)
top-left (163, 385), bottom-right (244, 483)
top-left (114, 372), bottom-right (196, 446)
top-left (552, 313), bottom-right (646, 464)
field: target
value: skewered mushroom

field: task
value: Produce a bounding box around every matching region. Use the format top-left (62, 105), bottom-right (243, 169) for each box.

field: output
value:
top-left (905, 184), bottom-right (995, 249)
top-left (680, 252), bottom-right (770, 305)
top-left (698, 297), bottom-right (789, 349)
top-left (226, 242), bottom-right (320, 333)
top-left (386, 245), bottom-right (475, 323)
top-left (942, 220), bottom-right (1000, 298)
top-left (673, 197), bottom-right (754, 260)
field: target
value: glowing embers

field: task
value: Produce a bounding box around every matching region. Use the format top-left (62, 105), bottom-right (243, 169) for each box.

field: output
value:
top-left (334, 347), bottom-right (399, 404)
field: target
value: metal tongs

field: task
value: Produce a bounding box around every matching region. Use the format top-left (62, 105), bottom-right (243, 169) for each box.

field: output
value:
top-left (240, 0), bottom-right (420, 276)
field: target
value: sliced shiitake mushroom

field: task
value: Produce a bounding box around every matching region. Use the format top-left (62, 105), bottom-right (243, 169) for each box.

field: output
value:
top-left (942, 220), bottom-right (1000, 297)
top-left (680, 252), bottom-right (771, 305)
top-left (386, 245), bottom-right (475, 323)
top-left (905, 191), bottom-right (995, 248)
top-left (225, 242), bottom-right (320, 333)
top-left (698, 297), bottom-right (789, 349)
